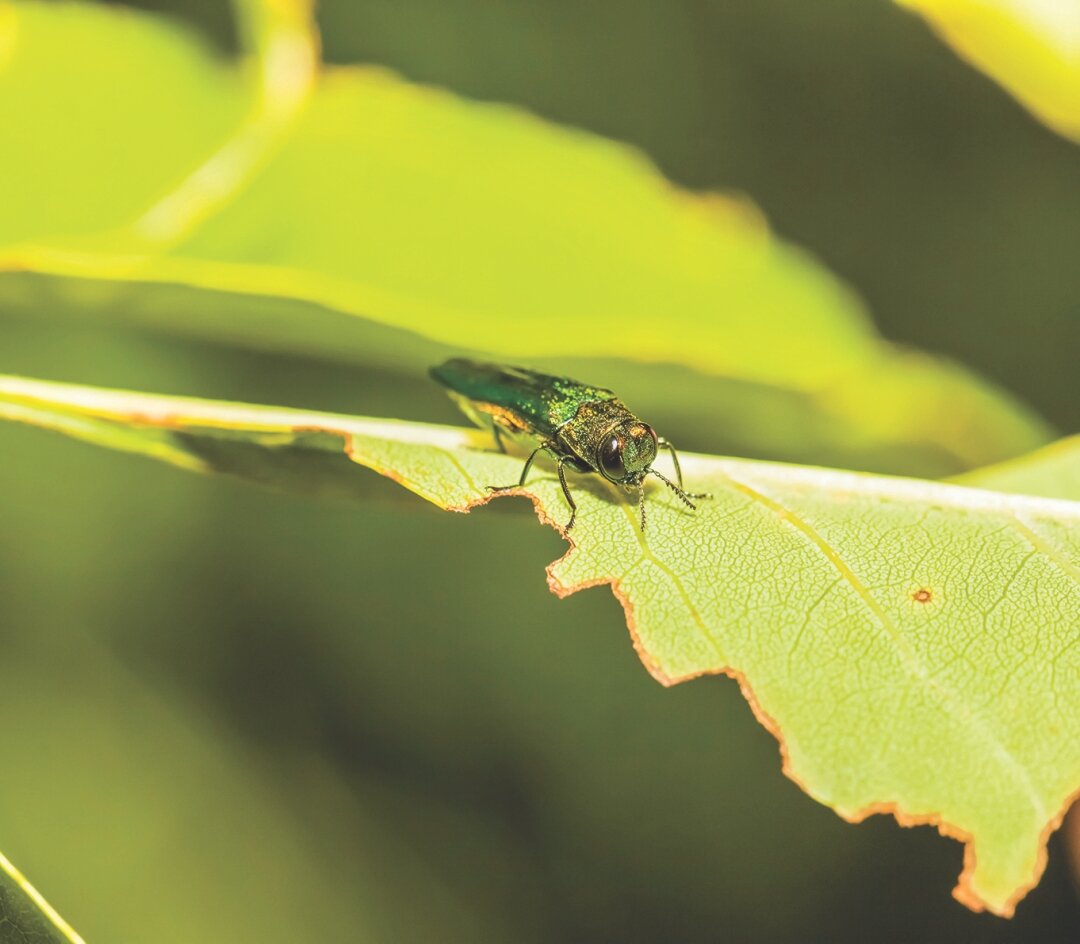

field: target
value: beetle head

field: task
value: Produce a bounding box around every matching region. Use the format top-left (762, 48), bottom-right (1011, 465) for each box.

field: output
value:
top-left (596, 421), bottom-right (658, 486)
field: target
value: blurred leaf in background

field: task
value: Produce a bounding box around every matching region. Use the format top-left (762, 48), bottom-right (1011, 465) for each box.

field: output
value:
top-left (957, 434), bottom-right (1080, 499)
top-left (897, 0), bottom-right (1080, 143)
top-left (308, 0), bottom-right (1080, 438)
top-left (0, 0), bottom-right (1052, 477)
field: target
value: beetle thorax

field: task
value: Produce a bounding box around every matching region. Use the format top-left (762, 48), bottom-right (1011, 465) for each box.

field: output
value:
top-left (557, 400), bottom-right (657, 484)
top-left (556, 401), bottom-right (633, 464)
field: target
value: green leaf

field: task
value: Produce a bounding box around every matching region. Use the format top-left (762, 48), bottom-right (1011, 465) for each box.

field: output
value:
top-left (955, 434), bottom-right (1080, 501)
top-left (2, 373), bottom-right (1077, 918)
top-left (0, 849), bottom-right (84, 944)
top-left (0, 1), bottom-right (1050, 475)
top-left (896, 0), bottom-right (1080, 143)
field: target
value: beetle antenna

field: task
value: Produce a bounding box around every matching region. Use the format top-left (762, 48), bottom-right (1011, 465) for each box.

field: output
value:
top-left (638, 484), bottom-right (647, 532)
top-left (650, 469), bottom-right (698, 511)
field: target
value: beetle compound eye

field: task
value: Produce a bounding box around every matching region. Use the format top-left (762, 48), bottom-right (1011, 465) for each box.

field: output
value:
top-left (599, 436), bottom-right (625, 480)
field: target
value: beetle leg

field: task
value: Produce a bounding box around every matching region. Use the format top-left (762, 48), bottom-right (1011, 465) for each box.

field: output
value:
top-left (491, 422), bottom-right (507, 453)
top-left (657, 438), bottom-right (684, 488)
top-left (488, 444), bottom-right (579, 530)
top-left (488, 441), bottom-right (559, 491)
top-left (488, 444), bottom-right (541, 492)
top-left (556, 455), bottom-right (578, 530)
top-left (657, 439), bottom-right (710, 499)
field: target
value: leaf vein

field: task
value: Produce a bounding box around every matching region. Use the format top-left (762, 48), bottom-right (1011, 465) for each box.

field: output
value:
top-left (718, 469), bottom-right (1048, 823)
top-left (622, 493), bottom-right (726, 663)
top-left (1010, 513), bottom-right (1080, 583)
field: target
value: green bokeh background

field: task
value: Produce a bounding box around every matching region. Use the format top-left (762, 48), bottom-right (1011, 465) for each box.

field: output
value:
top-left (1, 1), bottom-right (1077, 941)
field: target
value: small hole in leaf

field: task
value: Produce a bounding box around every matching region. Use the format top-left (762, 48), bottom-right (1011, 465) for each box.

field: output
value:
top-left (911, 587), bottom-right (933, 604)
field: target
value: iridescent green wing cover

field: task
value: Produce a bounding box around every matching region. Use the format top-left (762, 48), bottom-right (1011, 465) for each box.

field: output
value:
top-left (430, 359), bottom-right (617, 439)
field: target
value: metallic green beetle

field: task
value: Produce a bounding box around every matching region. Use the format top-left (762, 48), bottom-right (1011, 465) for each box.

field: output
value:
top-left (431, 358), bottom-right (707, 531)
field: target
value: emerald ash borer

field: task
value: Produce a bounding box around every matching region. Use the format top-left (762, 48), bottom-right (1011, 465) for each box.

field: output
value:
top-left (431, 358), bottom-right (708, 531)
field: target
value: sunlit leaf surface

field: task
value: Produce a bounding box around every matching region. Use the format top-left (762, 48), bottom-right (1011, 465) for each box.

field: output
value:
top-left (1, 373), bottom-right (1076, 918)
top-left (0, 1), bottom-right (1050, 474)
top-left (897, 0), bottom-right (1080, 142)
